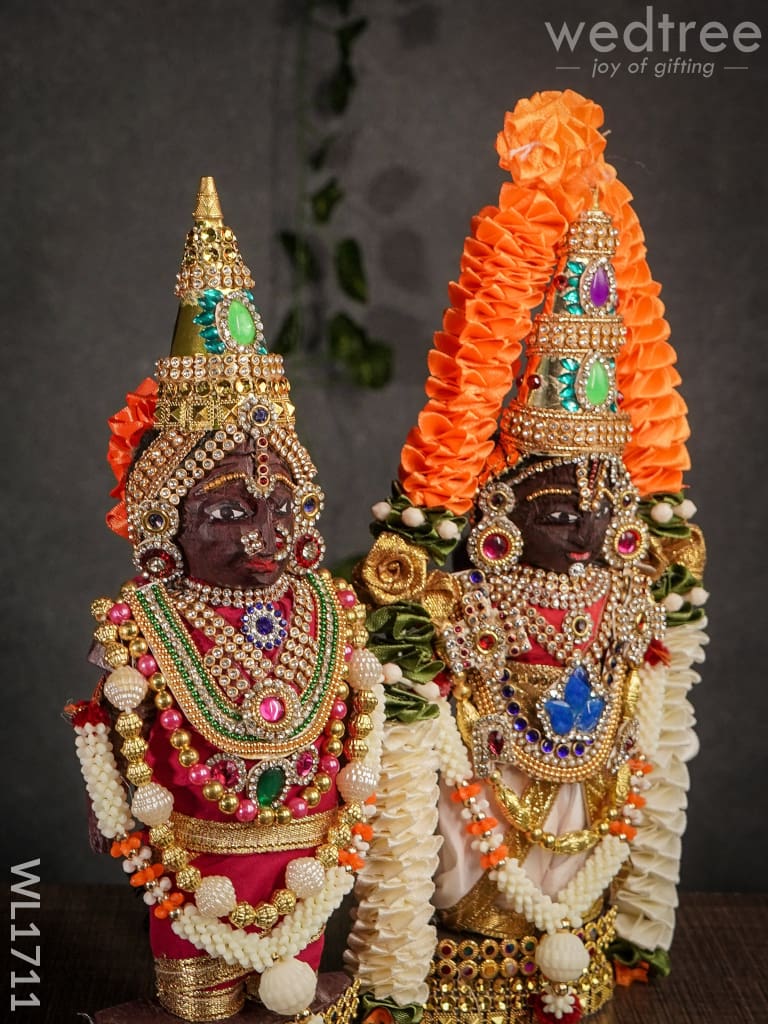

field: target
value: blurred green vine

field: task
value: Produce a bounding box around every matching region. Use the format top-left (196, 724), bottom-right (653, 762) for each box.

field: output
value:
top-left (274, 0), bottom-right (393, 389)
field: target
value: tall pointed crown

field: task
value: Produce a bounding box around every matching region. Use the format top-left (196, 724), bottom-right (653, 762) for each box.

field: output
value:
top-left (500, 193), bottom-right (631, 458)
top-left (153, 177), bottom-right (296, 434)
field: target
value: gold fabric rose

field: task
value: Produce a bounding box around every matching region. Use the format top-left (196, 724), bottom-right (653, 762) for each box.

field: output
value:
top-left (359, 534), bottom-right (428, 606)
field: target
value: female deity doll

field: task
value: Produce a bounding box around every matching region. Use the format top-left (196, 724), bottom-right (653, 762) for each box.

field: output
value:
top-left (347, 92), bottom-right (708, 1023)
top-left (66, 178), bottom-right (386, 1023)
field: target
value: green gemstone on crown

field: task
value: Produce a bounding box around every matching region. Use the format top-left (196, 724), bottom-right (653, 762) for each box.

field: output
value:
top-left (585, 360), bottom-right (610, 406)
top-left (228, 300), bottom-right (256, 346)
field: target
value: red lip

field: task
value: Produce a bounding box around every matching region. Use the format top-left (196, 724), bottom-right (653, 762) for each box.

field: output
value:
top-left (568, 552), bottom-right (591, 562)
top-left (246, 557), bottom-right (278, 572)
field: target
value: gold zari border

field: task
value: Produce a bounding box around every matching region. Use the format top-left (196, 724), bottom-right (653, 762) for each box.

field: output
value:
top-left (171, 807), bottom-right (336, 854)
top-left (155, 956), bottom-right (246, 1021)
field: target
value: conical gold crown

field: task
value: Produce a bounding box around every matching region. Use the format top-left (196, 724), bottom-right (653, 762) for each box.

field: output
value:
top-left (500, 196), bottom-right (631, 458)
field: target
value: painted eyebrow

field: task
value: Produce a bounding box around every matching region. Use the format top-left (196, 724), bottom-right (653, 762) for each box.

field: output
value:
top-left (525, 487), bottom-right (578, 503)
top-left (199, 471), bottom-right (250, 494)
top-left (271, 474), bottom-right (295, 492)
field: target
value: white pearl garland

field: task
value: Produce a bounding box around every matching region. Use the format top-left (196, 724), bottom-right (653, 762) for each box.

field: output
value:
top-left (74, 722), bottom-right (135, 838)
top-left (171, 866), bottom-right (354, 972)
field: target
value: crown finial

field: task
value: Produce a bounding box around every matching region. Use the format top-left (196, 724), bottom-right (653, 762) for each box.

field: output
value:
top-left (193, 176), bottom-right (223, 223)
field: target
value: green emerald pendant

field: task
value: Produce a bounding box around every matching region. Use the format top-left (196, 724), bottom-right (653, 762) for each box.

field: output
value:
top-left (256, 766), bottom-right (286, 807)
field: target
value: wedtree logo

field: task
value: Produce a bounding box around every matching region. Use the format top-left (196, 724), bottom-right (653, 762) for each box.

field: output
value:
top-left (546, 7), bottom-right (761, 53)
top-left (545, 5), bottom-right (761, 79)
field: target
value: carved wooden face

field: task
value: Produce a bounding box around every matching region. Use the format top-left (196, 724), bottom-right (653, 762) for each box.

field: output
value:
top-left (177, 439), bottom-right (295, 589)
top-left (509, 462), bottom-right (612, 574)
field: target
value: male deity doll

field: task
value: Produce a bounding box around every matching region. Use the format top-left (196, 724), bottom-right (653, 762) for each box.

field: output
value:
top-left (67, 179), bottom-right (386, 1023)
top-left (347, 92), bottom-right (707, 1023)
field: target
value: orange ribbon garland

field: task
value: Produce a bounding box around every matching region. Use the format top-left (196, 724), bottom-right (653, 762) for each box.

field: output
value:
top-left (398, 90), bottom-right (690, 510)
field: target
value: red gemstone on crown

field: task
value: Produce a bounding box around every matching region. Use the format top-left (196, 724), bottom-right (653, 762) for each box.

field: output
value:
top-left (478, 632), bottom-right (497, 652)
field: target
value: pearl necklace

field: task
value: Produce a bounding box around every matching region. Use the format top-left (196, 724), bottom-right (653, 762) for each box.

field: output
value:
top-left (488, 563), bottom-right (611, 611)
top-left (180, 576), bottom-right (291, 608)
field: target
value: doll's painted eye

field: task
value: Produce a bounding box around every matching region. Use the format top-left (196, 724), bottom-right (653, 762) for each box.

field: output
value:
top-left (207, 500), bottom-right (250, 522)
top-left (543, 511), bottom-right (580, 525)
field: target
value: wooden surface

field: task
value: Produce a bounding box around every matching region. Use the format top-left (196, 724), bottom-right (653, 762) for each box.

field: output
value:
top-left (18, 886), bottom-right (768, 1023)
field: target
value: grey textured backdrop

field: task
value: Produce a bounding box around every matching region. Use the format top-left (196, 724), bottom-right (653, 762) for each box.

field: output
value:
top-left (2, 0), bottom-right (766, 891)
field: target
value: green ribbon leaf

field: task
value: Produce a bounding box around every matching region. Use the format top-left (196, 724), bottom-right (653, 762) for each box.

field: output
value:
top-left (359, 993), bottom-right (424, 1024)
top-left (384, 683), bottom-right (439, 723)
top-left (369, 485), bottom-right (467, 564)
top-left (366, 602), bottom-right (443, 683)
top-left (311, 177), bottom-right (344, 224)
top-left (639, 491), bottom-right (691, 539)
top-left (328, 311), bottom-right (367, 363)
top-left (335, 237), bottom-right (367, 301)
top-left (278, 231), bottom-right (320, 282)
top-left (272, 307), bottom-right (303, 355)
top-left (337, 18), bottom-right (368, 60)
top-left (606, 938), bottom-right (671, 978)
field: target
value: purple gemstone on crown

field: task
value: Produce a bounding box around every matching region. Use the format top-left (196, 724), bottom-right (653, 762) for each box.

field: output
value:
top-left (590, 265), bottom-right (611, 307)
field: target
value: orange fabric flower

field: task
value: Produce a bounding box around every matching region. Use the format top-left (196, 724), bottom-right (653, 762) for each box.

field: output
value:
top-left (496, 90), bottom-right (613, 203)
top-left (105, 378), bottom-right (158, 539)
top-left (614, 960), bottom-right (650, 986)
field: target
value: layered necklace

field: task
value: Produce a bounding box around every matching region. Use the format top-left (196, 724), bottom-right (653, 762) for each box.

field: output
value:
top-left (173, 578), bottom-right (316, 702)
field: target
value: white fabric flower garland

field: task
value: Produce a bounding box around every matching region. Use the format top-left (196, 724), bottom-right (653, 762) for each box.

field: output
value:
top-left (614, 617), bottom-right (708, 951)
top-left (345, 716), bottom-right (443, 1005)
top-left (74, 721), bottom-right (135, 838)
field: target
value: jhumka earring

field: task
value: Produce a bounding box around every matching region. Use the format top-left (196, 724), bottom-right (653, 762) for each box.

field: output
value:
top-left (131, 500), bottom-right (184, 582)
top-left (466, 478), bottom-right (523, 572)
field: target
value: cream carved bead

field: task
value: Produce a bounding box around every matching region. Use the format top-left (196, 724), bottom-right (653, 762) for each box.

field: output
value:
top-left (258, 956), bottom-right (317, 1015)
top-left (336, 763), bottom-right (377, 803)
top-left (131, 782), bottom-right (174, 826)
top-left (535, 931), bottom-right (590, 984)
top-left (347, 649), bottom-right (383, 690)
top-left (103, 666), bottom-right (149, 711)
top-left (285, 857), bottom-right (325, 899)
top-left (195, 875), bottom-right (237, 918)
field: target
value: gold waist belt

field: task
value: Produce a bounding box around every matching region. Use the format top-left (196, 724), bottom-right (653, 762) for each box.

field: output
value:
top-left (171, 807), bottom-right (336, 855)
